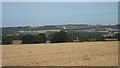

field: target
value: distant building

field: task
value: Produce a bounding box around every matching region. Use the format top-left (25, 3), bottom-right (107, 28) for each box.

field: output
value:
top-left (62, 26), bottom-right (68, 32)
top-left (103, 30), bottom-right (119, 37)
top-left (73, 38), bottom-right (80, 42)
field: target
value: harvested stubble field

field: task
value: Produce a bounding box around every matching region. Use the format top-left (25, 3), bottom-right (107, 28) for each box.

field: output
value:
top-left (2, 41), bottom-right (118, 66)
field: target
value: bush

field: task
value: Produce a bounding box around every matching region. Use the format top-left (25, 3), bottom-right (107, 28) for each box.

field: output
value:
top-left (114, 33), bottom-right (120, 41)
top-left (21, 34), bottom-right (34, 44)
top-left (50, 31), bottom-right (68, 43)
top-left (21, 33), bottom-right (47, 44)
top-left (67, 32), bottom-right (105, 42)
top-left (34, 33), bottom-right (46, 43)
top-left (2, 36), bottom-right (13, 45)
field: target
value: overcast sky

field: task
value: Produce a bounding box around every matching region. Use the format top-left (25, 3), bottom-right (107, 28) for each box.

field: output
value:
top-left (2, 2), bottom-right (118, 27)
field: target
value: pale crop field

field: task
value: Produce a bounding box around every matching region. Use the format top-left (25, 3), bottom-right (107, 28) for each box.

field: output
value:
top-left (2, 41), bottom-right (118, 66)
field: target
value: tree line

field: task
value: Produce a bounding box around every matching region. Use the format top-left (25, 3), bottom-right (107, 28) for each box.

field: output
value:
top-left (2, 31), bottom-right (120, 45)
top-left (2, 33), bottom-right (46, 44)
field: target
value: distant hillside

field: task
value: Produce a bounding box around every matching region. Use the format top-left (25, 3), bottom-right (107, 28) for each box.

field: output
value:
top-left (2, 24), bottom-right (119, 36)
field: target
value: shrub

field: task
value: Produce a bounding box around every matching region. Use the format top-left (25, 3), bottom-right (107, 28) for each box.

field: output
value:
top-left (67, 32), bottom-right (105, 42)
top-left (50, 31), bottom-right (68, 43)
top-left (34, 33), bottom-right (46, 43)
top-left (2, 36), bottom-right (13, 45)
top-left (21, 34), bottom-right (34, 44)
top-left (21, 33), bottom-right (47, 44)
top-left (114, 33), bottom-right (120, 41)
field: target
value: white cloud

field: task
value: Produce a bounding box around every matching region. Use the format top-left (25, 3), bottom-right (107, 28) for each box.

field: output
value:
top-left (2, 0), bottom-right (120, 2)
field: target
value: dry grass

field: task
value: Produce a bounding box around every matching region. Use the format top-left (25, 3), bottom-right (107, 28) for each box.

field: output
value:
top-left (17, 30), bottom-right (60, 33)
top-left (0, 45), bottom-right (2, 67)
top-left (2, 41), bottom-right (118, 66)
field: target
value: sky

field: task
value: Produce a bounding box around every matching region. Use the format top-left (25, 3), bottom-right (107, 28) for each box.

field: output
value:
top-left (2, 2), bottom-right (118, 27)
top-left (0, 2), bottom-right (2, 27)
top-left (2, 0), bottom-right (120, 2)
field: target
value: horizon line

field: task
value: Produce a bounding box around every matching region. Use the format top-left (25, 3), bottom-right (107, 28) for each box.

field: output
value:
top-left (2, 23), bottom-right (119, 28)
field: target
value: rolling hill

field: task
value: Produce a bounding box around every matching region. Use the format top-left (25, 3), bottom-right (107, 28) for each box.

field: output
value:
top-left (1, 24), bottom-right (119, 36)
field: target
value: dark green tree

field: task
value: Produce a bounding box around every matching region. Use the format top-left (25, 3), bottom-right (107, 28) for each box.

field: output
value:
top-left (114, 33), bottom-right (120, 41)
top-left (50, 31), bottom-right (68, 43)
top-left (67, 32), bottom-right (105, 42)
top-left (2, 36), bottom-right (13, 45)
top-left (34, 33), bottom-right (46, 43)
top-left (21, 34), bottom-right (34, 44)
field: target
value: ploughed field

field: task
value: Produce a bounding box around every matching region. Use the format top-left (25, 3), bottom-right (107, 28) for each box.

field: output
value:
top-left (2, 41), bottom-right (118, 66)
